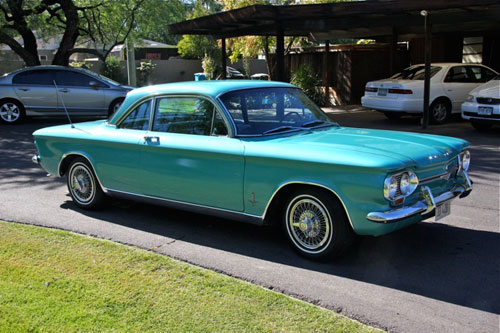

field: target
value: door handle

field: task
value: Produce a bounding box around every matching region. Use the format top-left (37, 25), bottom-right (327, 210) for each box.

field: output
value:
top-left (447, 89), bottom-right (453, 92)
top-left (59, 88), bottom-right (69, 93)
top-left (144, 136), bottom-right (160, 143)
top-left (18, 88), bottom-right (30, 91)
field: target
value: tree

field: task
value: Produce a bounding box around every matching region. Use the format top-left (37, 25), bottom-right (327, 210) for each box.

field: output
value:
top-left (177, 0), bottom-right (222, 59)
top-left (0, 0), bottom-right (146, 66)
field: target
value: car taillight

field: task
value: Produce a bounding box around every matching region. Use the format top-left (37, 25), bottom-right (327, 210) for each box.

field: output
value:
top-left (388, 89), bottom-right (413, 94)
top-left (365, 87), bottom-right (377, 92)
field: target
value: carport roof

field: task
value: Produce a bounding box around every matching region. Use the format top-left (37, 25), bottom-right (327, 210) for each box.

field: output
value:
top-left (168, 0), bottom-right (500, 40)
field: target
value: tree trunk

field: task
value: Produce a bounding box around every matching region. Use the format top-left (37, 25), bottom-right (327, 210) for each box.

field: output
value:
top-left (0, 31), bottom-right (40, 66)
top-left (51, 0), bottom-right (80, 66)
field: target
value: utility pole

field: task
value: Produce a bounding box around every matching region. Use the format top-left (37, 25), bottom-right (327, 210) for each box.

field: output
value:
top-left (126, 39), bottom-right (137, 87)
top-left (421, 10), bottom-right (432, 129)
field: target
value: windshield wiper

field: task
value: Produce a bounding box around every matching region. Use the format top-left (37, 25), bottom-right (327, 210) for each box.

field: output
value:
top-left (301, 120), bottom-right (337, 128)
top-left (263, 126), bottom-right (302, 135)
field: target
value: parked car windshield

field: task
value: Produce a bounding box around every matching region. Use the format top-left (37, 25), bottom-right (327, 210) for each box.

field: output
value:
top-left (80, 68), bottom-right (121, 86)
top-left (391, 66), bottom-right (442, 80)
top-left (219, 87), bottom-right (335, 136)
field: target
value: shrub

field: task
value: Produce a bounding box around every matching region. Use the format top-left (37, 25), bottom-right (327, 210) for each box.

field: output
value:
top-left (290, 64), bottom-right (324, 105)
top-left (202, 54), bottom-right (216, 80)
top-left (102, 56), bottom-right (124, 83)
top-left (69, 61), bottom-right (91, 70)
top-left (137, 60), bottom-right (157, 86)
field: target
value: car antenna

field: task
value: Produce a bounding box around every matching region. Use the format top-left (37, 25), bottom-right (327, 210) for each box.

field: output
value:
top-left (53, 80), bottom-right (74, 128)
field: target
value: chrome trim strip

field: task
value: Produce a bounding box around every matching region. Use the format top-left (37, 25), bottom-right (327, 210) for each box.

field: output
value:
top-left (261, 181), bottom-right (355, 230)
top-left (57, 152), bottom-right (108, 194)
top-left (419, 172), bottom-right (449, 184)
top-left (32, 154), bottom-right (40, 164)
top-left (105, 188), bottom-right (263, 225)
top-left (366, 184), bottom-right (469, 223)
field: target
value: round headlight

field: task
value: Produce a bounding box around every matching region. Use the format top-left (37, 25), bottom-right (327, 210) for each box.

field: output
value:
top-left (399, 170), bottom-right (419, 196)
top-left (384, 175), bottom-right (399, 200)
top-left (461, 150), bottom-right (471, 171)
top-left (400, 173), bottom-right (410, 195)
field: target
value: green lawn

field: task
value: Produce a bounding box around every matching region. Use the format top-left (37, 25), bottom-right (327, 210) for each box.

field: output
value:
top-left (0, 221), bottom-right (381, 332)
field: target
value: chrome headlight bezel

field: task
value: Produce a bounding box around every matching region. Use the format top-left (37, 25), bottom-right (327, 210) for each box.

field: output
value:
top-left (383, 170), bottom-right (419, 202)
top-left (458, 150), bottom-right (471, 172)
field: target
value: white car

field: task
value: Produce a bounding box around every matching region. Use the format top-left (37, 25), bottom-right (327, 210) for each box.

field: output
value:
top-left (461, 75), bottom-right (500, 130)
top-left (361, 63), bottom-right (498, 124)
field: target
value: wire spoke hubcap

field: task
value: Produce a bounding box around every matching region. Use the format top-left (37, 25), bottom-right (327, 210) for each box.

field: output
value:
top-left (0, 103), bottom-right (20, 122)
top-left (69, 164), bottom-right (95, 204)
top-left (287, 197), bottom-right (332, 252)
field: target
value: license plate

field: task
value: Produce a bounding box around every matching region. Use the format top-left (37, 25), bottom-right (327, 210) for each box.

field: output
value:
top-left (378, 88), bottom-right (388, 96)
top-left (435, 201), bottom-right (451, 221)
top-left (478, 106), bottom-right (493, 115)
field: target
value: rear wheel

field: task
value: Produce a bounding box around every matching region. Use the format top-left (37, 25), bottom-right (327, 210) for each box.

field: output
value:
top-left (283, 188), bottom-right (355, 261)
top-left (429, 100), bottom-right (451, 124)
top-left (67, 157), bottom-right (106, 209)
top-left (470, 121), bottom-right (492, 131)
top-left (0, 100), bottom-right (25, 124)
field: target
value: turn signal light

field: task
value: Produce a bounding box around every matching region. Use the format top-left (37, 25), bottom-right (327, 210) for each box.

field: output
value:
top-left (388, 89), bottom-right (413, 94)
top-left (365, 87), bottom-right (378, 92)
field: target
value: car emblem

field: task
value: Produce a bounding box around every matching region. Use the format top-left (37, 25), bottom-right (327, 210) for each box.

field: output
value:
top-left (487, 98), bottom-right (492, 103)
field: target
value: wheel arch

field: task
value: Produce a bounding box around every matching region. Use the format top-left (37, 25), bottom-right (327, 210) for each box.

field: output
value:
top-left (262, 182), bottom-right (355, 232)
top-left (0, 97), bottom-right (24, 108)
top-left (431, 96), bottom-right (452, 109)
top-left (58, 152), bottom-right (107, 192)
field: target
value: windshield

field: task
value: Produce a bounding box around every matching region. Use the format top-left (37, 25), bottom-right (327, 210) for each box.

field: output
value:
top-left (219, 87), bottom-right (335, 136)
top-left (81, 68), bottom-right (121, 86)
top-left (391, 66), bottom-right (442, 80)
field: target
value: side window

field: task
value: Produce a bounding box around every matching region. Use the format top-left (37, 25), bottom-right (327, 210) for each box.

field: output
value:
top-left (55, 71), bottom-right (94, 87)
top-left (152, 97), bottom-right (227, 136)
top-left (120, 100), bottom-right (152, 130)
top-left (482, 67), bottom-right (497, 82)
top-left (444, 66), bottom-right (471, 83)
top-left (468, 66), bottom-right (484, 82)
top-left (13, 70), bottom-right (54, 85)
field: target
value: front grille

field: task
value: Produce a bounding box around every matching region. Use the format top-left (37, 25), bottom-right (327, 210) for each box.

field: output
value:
top-left (477, 97), bottom-right (500, 105)
top-left (464, 111), bottom-right (500, 119)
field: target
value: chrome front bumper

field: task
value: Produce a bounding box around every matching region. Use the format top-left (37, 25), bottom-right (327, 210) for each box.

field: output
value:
top-left (366, 171), bottom-right (472, 223)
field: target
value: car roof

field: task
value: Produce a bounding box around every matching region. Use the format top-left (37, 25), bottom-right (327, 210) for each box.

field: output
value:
top-left (4, 65), bottom-right (93, 77)
top-left (408, 63), bottom-right (490, 67)
top-left (126, 80), bottom-right (294, 99)
top-left (109, 80), bottom-right (296, 124)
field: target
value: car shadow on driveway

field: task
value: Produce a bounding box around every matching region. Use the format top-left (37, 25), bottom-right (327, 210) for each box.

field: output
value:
top-left (60, 197), bottom-right (500, 316)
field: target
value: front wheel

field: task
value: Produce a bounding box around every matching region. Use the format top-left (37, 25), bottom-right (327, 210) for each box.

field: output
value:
top-left (283, 188), bottom-right (355, 260)
top-left (67, 157), bottom-right (106, 209)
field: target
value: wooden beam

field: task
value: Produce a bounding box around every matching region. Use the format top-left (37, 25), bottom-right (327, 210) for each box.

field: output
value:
top-left (422, 12), bottom-right (432, 130)
top-left (276, 25), bottom-right (285, 82)
top-left (221, 38), bottom-right (227, 80)
top-left (390, 27), bottom-right (397, 75)
top-left (324, 40), bottom-right (330, 106)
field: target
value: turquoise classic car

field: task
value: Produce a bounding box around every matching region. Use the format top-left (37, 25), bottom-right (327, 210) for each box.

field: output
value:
top-left (32, 81), bottom-right (473, 260)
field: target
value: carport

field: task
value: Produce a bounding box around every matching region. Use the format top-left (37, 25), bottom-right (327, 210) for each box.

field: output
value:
top-left (169, 0), bottom-right (500, 128)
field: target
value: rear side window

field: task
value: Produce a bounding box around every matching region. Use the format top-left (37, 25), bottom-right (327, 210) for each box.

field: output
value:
top-left (120, 100), bottom-right (152, 130)
top-left (468, 66), bottom-right (498, 83)
top-left (391, 66), bottom-right (441, 80)
top-left (444, 66), bottom-right (473, 83)
top-left (13, 70), bottom-right (54, 85)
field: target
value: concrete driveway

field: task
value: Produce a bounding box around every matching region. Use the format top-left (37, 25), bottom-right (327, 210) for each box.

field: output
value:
top-left (0, 109), bottom-right (498, 332)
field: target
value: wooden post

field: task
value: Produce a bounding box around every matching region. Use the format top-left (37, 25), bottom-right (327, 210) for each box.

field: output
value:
top-left (390, 27), bottom-right (397, 75)
top-left (221, 38), bottom-right (227, 80)
top-left (276, 26), bottom-right (285, 82)
top-left (324, 40), bottom-right (330, 106)
top-left (422, 12), bottom-right (432, 129)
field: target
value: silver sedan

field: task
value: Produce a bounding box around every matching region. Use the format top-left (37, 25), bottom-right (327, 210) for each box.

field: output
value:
top-left (0, 65), bottom-right (133, 124)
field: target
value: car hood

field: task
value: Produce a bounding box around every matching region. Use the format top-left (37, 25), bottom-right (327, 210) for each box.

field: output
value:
top-left (244, 127), bottom-right (468, 170)
top-left (470, 80), bottom-right (500, 98)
